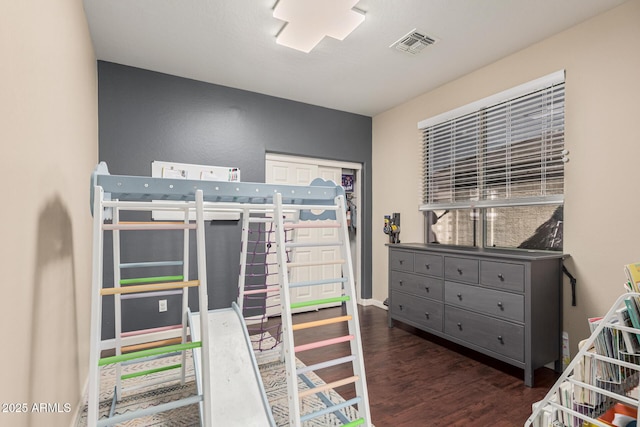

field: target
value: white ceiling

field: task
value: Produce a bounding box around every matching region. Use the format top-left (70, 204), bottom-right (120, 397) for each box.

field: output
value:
top-left (83, 0), bottom-right (628, 117)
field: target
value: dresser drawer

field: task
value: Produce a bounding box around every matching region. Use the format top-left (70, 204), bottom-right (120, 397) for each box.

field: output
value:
top-left (414, 253), bottom-right (443, 276)
top-left (444, 281), bottom-right (524, 322)
top-left (481, 260), bottom-right (525, 292)
top-left (444, 256), bottom-right (479, 283)
top-left (391, 291), bottom-right (443, 332)
top-left (391, 271), bottom-right (443, 301)
top-left (444, 306), bottom-right (524, 362)
top-left (390, 250), bottom-right (414, 272)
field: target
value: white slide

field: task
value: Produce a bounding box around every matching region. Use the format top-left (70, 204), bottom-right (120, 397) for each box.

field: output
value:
top-left (190, 303), bottom-right (276, 426)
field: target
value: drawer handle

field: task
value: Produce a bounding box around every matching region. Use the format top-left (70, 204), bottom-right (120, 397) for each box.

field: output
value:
top-left (497, 301), bottom-right (504, 310)
top-left (457, 268), bottom-right (463, 275)
top-left (424, 286), bottom-right (430, 293)
top-left (457, 293), bottom-right (462, 300)
top-left (425, 264), bottom-right (430, 270)
top-left (399, 304), bottom-right (404, 311)
top-left (399, 280), bottom-right (403, 286)
top-left (498, 273), bottom-right (504, 281)
top-left (457, 322), bottom-right (462, 330)
top-left (424, 312), bottom-right (430, 319)
top-left (497, 335), bottom-right (504, 343)
top-left (399, 259), bottom-right (404, 265)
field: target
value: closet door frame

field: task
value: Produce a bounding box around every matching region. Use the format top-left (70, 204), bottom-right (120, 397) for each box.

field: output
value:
top-left (265, 153), bottom-right (363, 304)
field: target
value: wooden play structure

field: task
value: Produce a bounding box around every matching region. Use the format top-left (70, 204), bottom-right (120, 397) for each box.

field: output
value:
top-left (88, 162), bottom-right (370, 426)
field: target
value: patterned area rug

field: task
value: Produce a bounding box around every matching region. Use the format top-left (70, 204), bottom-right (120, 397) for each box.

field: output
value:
top-left (75, 341), bottom-right (363, 426)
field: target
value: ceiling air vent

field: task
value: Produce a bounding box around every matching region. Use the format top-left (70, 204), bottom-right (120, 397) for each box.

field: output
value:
top-left (390, 29), bottom-right (436, 54)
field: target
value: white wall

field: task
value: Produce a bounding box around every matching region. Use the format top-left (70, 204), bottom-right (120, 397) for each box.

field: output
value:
top-left (372, 0), bottom-right (640, 357)
top-left (0, 0), bottom-right (97, 425)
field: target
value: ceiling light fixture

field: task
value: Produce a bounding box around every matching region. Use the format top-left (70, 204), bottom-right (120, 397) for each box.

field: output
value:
top-left (273, 0), bottom-right (365, 53)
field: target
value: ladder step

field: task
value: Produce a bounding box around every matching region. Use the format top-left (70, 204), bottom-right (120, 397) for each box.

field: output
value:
top-left (121, 373), bottom-right (184, 393)
top-left (300, 397), bottom-right (362, 423)
top-left (293, 315), bottom-right (352, 331)
top-left (103, 222), bottom-right (197, 231)
top-left (120, 289), bottom-right (183, 300)
top-left (121, 363), bottom-right (182, 380)
top-left (122, 337), bottom-right (183, 353)
top-left (100, 280), bottom-right (199, 296)
top-left (296, 355), bottom-right (355, 375)
top-left (242, 285), bottom-right (280, 296)
top-left (286, 241), bottom-right (343, 248)
top-left (120, 275), bottom-right (183, 285)
top-left (120, 260), bottom-right (183, 269)
top-left (95, 394), bottom-right (203, 427)
top-left (291, 295), bottom-right (349, 310)
top-left (121, 324), bottom-right (183, 338)
top-left (298, 373), bottom-right (351, 425)
top-left (289, 278), bottom-right (347, 289)
top-left (121, 351), bottom-right (181, 366)
top-left (99, 341), bottom-right (201, 366)
top-left (287, 259), bottom-right (345, 268)
top-left (298, 376), bottom-right (359, 399)
top-left (294, 335), bottom-right (354, 353)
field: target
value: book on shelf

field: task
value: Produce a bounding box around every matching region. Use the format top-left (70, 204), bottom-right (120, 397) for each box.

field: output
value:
top-left (531, 397), bottom-right (558, 427)
top-left (587, 316), bottom-right (620, 382)
top-left (624, 262), bottom-right (640, 292)
top-left (557, 381), bottom-right (572, 426)
top-left (575, 339), bottom-right (597, 407)
top-left (616, 306), bottom-right (640, 354)
top-left (623, 297), bottom-right (640, 344)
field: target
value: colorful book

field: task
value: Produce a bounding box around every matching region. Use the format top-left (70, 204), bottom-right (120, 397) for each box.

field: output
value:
top-left (587, 316), bottom-right (619, 382)
top-left (616, 306), bottom-right (640, 354)
top-left (625, 263), bottom-right (640, 292)
top-left (624, 298), bottom-right (640, 338)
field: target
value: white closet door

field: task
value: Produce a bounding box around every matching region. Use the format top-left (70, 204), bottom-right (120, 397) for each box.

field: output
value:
top-left (315, 167), bottom-right (343, 303)
top-left (265, 159), bottom-right (342, 314)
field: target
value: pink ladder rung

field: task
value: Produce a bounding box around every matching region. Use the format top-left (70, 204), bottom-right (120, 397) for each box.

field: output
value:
top-left (294, 335), bottom-right (354, 353)
top-left (243, 286), bottom-right (280, 296)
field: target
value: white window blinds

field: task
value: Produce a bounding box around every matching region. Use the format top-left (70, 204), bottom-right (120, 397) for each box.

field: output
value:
top-left (419, 71), bottom-right (566, 210)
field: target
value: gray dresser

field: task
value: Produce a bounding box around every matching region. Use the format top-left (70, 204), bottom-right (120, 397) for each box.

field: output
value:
top-left (387, 243), bottom-right (564, 387)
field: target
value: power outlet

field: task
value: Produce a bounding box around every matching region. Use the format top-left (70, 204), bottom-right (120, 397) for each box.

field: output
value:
top-left (159, 299), bottom-right (167, 312)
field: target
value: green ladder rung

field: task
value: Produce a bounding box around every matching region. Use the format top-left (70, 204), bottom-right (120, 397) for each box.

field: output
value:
top-left (121, 363), bottom-right (182, 380)
top-left (120, 275), bottom-right (184, 285)
top-left (343, 418), bottom-right (365, 427)
top-left (291, 295), bottom-right (350, 310)
top-left (99, 341), bottom-right (201, 366)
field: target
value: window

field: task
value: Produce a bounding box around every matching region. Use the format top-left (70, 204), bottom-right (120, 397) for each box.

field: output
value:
top-left (419, 71), bottom-right (566, 251)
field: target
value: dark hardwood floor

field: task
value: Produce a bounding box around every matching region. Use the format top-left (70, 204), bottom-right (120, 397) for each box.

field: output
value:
top-left (291, 305), bottom-right (560, 427)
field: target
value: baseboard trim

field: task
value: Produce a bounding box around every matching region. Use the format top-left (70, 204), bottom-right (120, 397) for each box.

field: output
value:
top-left (358, 298), bottom-right (388, 310)
top-left (72, 373), bottom-right (90, 426)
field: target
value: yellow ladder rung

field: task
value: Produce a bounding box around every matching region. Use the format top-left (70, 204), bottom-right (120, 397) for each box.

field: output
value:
top-left (100, 280), bottom-right (199, 296)
top-left (298, 376), bottom-right (360, 399)
top-left (292, 315), bottom-right (352, 331)
top-left (121, 337), bottom-right (184, 354)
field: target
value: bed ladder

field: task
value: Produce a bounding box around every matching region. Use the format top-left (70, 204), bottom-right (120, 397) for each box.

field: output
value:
top-left (87, 188), bottom-right (212, 427)
top-left (273, 192), bottom-right (371, 427)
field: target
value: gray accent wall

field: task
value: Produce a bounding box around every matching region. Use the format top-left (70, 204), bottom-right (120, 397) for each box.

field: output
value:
top-left (98, 61), bottom-right (372, 339)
